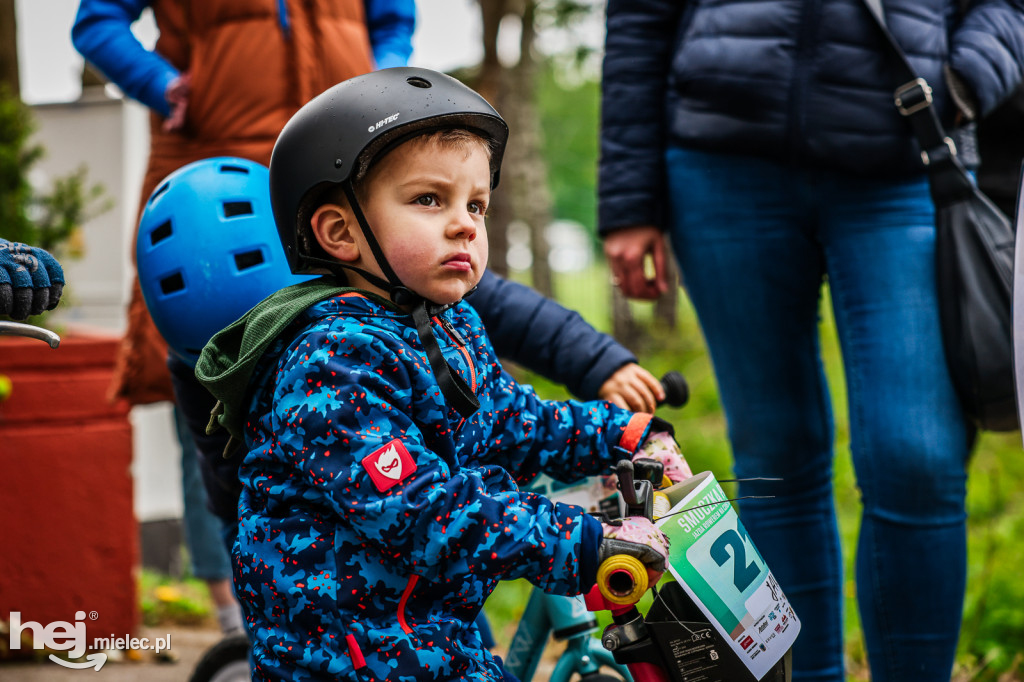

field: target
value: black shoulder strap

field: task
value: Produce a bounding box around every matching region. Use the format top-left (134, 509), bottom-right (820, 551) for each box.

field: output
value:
top-left (859, 0), bottom-right (975, 203)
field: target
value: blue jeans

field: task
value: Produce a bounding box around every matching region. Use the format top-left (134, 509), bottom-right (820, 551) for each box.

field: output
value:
top-left (172, 404), bottom-right (233, 581)
top-left (665, 148), bottom-right (970, 681)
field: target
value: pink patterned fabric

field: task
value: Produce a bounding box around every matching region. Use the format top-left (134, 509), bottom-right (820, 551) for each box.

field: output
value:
top-left (634, 430), bottom-right (693, 483)
top-left (601, 517), bottom-right (670, 562)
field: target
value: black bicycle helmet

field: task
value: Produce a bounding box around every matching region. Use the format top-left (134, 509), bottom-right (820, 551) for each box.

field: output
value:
top-left (268, 67), bottom-right (509, 419)
top-left (269, 66), bottom-right (508, 276)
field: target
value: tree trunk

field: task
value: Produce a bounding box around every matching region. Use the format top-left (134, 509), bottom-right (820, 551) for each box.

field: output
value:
top-left (611, 286), bottom-right (639, 352)
top-left (474, 0), bottom-right (513, 278)
top-left (505, 0), bottom-right (554, 298)
top-left (81, 63), bottom-right (107, 90)
top-left (653, 248), bottom-right (679, 330)
top-left (0, 0), bottom-right (20, 96)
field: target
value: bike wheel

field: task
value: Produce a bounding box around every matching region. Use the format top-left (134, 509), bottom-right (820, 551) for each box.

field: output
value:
top-left (189, 634), bottom-right (251, 682)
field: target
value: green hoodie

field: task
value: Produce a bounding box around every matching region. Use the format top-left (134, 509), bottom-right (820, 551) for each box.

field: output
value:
top-left (195, 279), bottom-right (394, 446)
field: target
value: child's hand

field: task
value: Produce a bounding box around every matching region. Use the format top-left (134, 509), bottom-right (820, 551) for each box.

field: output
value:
top-left (600, 517), bottom-right (669, 572)
top-left (598, 362), bottom-right (665, 413)
top-left (635, 430), bottom-right (692, 484)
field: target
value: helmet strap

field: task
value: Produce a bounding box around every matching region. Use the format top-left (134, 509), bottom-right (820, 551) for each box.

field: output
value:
top-left (409, 299), bottom-right (480, 418)
top-left (338, 181), bottom-right (479, 419)
top-left (342, 182), bottom-right (406, 300)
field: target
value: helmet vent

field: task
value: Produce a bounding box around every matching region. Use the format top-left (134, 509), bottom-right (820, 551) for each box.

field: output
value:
top-left (159, 272), bottom-right (185, 295)
top-left (150, 220), bottom-right (173, 245)
top-left (149, 181), bottom-right (170, 204)
top-left (223, 201), bottom-right (253, 218)
top-left (219, 164), bottom-right (250, 175)
top-left (234, 249), bottom-right (266, 271)
top-left (407, 76), bottom-right (432, 89)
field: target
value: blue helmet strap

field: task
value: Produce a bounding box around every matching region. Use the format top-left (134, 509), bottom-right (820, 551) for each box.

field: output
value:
top-left (341, 182), bottom-right (479, 419)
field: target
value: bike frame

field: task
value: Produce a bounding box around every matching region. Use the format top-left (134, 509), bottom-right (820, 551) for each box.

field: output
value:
top-left (503, 588), bottom-right (630, 682)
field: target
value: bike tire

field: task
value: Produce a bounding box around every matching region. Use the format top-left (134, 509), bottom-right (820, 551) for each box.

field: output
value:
top-left (188, 634), bottom-right (251, 682)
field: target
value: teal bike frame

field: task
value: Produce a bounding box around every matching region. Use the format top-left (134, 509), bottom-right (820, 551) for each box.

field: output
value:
top-left (503, 589), bottom-right (630, 682)
top-left (501, 475), bottom-right (631, 682)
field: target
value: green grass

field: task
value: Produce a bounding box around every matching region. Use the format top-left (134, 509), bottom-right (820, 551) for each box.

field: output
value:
top-left (490, 264), bottom-right (1024, 681)
top-left (138, 568), bottom-right (214, 628)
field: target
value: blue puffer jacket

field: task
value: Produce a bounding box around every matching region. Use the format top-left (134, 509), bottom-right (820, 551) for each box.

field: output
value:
top-left (198, 284), bottom-right (654, 680)
top-left (598, 0), bottom-right (1024, 233)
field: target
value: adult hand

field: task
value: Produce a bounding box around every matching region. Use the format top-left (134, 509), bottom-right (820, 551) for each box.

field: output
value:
top-left (0, 239), bottom-right (65, 319)
top-left (598, 362), bottom-right (665, 413)
top-left (603, 225), bottom-right (669, 300)
top-left (163, 72), bottom-right (193, 132)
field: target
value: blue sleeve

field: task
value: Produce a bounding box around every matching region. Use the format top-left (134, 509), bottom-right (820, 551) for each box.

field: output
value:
top-left (466, 269), bottom-right (637, 399)
top-left (949, 0), bottom-right (1024, 116)
top-left (598, 0), bottom-right (683, 234)
top-left (364, 0), bottom-right (415, 69)
top-left (273, 327), bottom-right (598, 595)
top-left (71, 0), bottom-right (178, 116)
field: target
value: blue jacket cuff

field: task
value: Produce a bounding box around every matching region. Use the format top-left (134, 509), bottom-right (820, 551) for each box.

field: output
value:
top-left (578, 513), bottom-right (603, 592)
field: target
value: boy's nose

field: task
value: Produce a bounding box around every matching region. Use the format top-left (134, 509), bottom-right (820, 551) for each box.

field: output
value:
top-left (449, 211), bottom-right (478, 241)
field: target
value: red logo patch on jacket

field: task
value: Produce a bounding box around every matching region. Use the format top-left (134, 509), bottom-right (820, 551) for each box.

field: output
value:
top-left (362, 439), bottom-right (417, 492)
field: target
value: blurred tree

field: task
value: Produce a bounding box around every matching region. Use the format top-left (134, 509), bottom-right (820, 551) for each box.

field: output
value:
top-left (0, 0), bottom-right (18, 95)
top-left (0, 87), bottom-right (109, 258)
top-left (466, 0), bottom-right (678, 329)
top-left (467, 0), bottom-right (554, 297)
top-left (536, 64), bottom-right (598, 234)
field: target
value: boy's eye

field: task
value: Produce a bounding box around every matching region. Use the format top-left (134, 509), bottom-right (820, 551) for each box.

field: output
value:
top-left (415, 195), bottom-right (438, 207)
top-left (469, 201), bottom-right (487, 215)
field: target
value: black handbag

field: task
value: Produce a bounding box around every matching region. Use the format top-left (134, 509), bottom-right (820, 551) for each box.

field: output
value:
top-left (862, 0), bottom-right (1018, 431)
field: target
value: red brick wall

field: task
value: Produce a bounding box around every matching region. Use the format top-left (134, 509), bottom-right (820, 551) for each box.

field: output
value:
top-left (0, 331), bottom-right (138, 651)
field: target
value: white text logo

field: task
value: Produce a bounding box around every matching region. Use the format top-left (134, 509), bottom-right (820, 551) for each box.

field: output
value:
top-left (368, 112), bottom-right (400, 132)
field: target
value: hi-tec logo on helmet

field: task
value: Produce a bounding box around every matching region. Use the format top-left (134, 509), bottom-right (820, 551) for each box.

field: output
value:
top-left (368, 113), bottom-right (401, 133)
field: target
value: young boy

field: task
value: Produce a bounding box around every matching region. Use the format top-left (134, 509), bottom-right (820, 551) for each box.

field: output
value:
top-left (197, 67), bottom-right (684, 681)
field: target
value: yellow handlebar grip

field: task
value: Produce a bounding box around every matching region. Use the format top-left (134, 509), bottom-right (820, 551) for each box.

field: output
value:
top-left (652, 492), bottom-right (671, 520)
top-left (661, 474), bottom-right (673, 489)
top-left (596, 555), bottom-right (649, 605)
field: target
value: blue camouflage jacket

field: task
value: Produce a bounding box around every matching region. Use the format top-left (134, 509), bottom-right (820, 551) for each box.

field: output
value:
top-left (198, 283), bottom-right (653, 680)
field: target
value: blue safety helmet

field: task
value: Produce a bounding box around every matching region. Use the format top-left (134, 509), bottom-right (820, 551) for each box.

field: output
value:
top-left (136, 157), bottom-right (312, 367)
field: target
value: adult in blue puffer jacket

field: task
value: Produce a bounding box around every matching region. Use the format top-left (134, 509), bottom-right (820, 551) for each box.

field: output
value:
top-left (598, 1), bottom-right (1024, 681)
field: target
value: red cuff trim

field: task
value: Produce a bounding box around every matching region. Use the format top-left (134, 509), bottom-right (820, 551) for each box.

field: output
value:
top-left (620, 413), bottom-right (652, 453)
top-left (345, 634), bottom-right (366, 669)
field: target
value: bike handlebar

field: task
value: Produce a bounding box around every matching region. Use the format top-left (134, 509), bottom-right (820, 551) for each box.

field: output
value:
top-left (658, 371), bottom-right (689, 408)
top-left (0, 320), bottom-right (61, 348)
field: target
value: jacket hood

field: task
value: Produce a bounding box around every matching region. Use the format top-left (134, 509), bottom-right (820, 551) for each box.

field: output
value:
top-left (195, 278), bottom-right (392, 446)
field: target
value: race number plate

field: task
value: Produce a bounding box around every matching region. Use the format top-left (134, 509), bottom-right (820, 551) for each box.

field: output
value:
top-left (656, 472), bottom-right (800, 679)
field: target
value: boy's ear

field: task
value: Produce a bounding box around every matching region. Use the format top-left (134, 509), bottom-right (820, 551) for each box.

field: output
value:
top-left (310, 203), bottom-right (360, 262)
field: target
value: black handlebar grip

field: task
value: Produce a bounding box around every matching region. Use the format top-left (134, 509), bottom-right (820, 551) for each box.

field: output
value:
top-left (659, 371), bottom-right (689, 408)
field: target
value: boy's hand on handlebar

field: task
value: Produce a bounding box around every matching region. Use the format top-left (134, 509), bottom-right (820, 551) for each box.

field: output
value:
top-left (0, 239), bottom-right (65, 320)
top-left (600, 517), bottom-right (669, 580)
top-left (598, 363), bottom-right (665, 413)
top-left (635, 430), bottom-right (692, 485)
